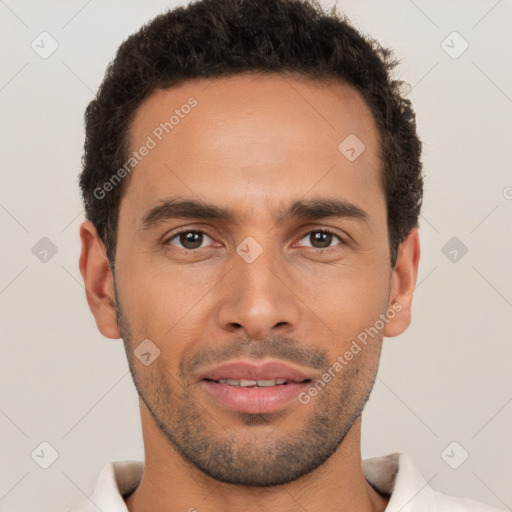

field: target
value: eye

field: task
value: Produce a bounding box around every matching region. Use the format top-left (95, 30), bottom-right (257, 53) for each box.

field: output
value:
top-left (296, 229), bottom-right (345, 251)
top-left (164, 230), bottom-right (214, 250)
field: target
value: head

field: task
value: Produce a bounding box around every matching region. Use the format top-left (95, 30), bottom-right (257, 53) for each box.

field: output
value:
top-left (79, 0), bottom-right (421, 487)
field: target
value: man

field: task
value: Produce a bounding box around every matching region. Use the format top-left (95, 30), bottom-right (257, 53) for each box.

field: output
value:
top-left (74, 0), bottom-right (504, 510)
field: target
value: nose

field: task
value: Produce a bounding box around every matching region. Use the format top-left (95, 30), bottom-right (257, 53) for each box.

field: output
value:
top-left (215, 244), bottom-right (300, 340)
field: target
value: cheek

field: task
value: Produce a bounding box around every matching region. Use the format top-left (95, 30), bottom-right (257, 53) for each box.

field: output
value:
top-left (294, 258), bottom-right (390, 330)
top-left (296, 273), bottom-right (389, 376)
top-left (117, 259), bottom-right (221, 351)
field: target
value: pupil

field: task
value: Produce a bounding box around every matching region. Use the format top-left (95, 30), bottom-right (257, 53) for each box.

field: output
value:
top-left (181, 232), bottom-right (202, 249)
top-left (312, 231), bottom-right (332, 248)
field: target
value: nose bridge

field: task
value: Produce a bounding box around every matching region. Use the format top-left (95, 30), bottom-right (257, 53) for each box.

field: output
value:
top-left (216, 234), bottom-right (299, 338)
top-left (237, 236), bottom-right (280, 293)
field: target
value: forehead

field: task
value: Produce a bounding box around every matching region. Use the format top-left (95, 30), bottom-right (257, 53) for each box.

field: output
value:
top-left (120, 72), bottom-right (383, 225)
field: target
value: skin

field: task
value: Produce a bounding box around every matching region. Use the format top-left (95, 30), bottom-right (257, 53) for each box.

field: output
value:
top-left (79, 72), bottom-right (420, 512)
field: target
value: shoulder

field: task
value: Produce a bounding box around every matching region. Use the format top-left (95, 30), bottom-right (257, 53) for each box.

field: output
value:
top-left (362, 452), bottom-right (506, 512)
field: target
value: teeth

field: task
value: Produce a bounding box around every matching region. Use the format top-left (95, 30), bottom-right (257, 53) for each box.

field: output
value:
top-left (256, 379), bottom-right (278, 387)
top-left (216, 378), bottom-right (289, 387)
top-left (239, 379), bottom-right (257, 387)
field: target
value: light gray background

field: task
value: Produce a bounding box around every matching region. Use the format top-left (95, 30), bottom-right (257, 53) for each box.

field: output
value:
top-left (0, 1), bottom-right (511, 511)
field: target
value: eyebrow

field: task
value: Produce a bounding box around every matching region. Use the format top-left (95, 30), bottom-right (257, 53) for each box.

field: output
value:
top-left (139, 197), bottom-right (369, 231)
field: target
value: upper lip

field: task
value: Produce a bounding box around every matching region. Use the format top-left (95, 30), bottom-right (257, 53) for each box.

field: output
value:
top-left (197, 359), bottom-right (314, 383)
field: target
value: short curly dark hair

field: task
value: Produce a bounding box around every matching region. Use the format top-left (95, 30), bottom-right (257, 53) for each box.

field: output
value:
top-left (79, 0), bottom-right (422, 269)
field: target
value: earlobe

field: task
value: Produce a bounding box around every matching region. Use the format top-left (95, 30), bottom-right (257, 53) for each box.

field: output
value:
top-left (384, 228), bottom-right (420, 338)
top-left (79, 220), bottom-right (122, 339)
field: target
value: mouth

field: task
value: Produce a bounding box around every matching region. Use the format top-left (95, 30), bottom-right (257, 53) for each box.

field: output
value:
top-left (204, 377), bottom-right (311, 387)
top-left (200, 379), bottom-right (312, 414)
top-left (197, 360), bottom-right (315, 414)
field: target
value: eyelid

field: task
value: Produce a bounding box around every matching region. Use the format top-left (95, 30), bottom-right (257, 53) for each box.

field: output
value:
top-left (162, 227), bottom-right (217, 248)
top-left (294, 227), bottom-right (346, 249)
top-left (162, 225), bottom-right (348, 251)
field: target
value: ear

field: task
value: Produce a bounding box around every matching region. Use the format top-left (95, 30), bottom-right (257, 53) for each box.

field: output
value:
top-left (383, 227), bottom-right (420, 338)
top-left (79, 220), bottom-right (121, 339)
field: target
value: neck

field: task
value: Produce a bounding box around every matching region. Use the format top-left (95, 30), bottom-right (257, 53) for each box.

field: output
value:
top-left (124, 400), bottom-right (389, 512)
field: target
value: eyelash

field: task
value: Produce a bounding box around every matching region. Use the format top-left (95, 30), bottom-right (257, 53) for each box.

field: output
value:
top-left (162, 228), bottom-right (345, 253)
top-left (301, 228), bottom-right (346, 253)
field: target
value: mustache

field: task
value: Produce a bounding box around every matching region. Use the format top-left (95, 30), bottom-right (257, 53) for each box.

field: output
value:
top-left (180, 335), bottom-right (329, 377)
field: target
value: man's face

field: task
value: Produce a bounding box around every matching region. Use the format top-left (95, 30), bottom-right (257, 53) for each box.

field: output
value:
top-left (110, 73), bottom-right (400, 485)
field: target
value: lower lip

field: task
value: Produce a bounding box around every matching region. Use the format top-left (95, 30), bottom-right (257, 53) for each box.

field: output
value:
top-left (200, 380), bottom-right (310, 414)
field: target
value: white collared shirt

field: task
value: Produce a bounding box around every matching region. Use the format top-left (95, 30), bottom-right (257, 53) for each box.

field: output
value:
top-left (69, 453), bottom-right (505, 511)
